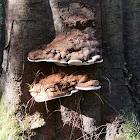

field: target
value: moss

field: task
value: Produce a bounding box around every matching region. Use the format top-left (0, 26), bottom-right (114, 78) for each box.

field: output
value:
top-left (0, 95), bottom-right (23, 139)
top-left (0, 94), bottom-right (46, 139)
top-left (116, 118), bottom-right (140, 140)
top-left (115, 106), bottom-right (140, 140)
top-left (0, 73), bottom-right (46, 139)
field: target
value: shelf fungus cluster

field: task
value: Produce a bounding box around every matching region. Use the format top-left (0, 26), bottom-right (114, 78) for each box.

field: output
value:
top-left (29, 73), bottom-right (101, 102)
top-left (28, 30), bottom-right (103, 66)
top-left (27, 2), bottom-right (102, 102)
top-left (28, 31), bottom-right (102, 102)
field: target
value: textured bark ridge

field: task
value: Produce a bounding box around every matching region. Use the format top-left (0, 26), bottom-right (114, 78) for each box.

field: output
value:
top-left (2, 0), bottom-right (56, 105)
top-left (61, 2), bottom-right (95, 29)
top-left (101, 0), bottom-right (138, 139)
top-left (123, 0), bottom-right (140, 118)
top-left (29, 72), bottom-right (100, 102)
top-left (101, 0), bottom-right (126, 121)
top-left (49, 0), bottom-right (98, 34)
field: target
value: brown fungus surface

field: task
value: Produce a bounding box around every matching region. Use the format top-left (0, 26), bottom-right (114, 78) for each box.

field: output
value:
top-left (59, 3), bottom-right (95, 29)
top-left (28, 30), bottom-right (103, 66)
top-left (29, 72), bottom-right (101, 102)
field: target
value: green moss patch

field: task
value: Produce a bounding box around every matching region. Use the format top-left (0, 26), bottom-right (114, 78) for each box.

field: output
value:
top-left (0, 94), bottom-right (46, 140)
top-left (115, 106), bottom-right (140, 140)
top-left (0, 95), bottom-right (23, 140)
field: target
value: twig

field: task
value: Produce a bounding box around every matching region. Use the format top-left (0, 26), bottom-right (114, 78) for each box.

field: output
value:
top-left (25, 97), bottom-right (34, 113)
top-left (94, 91), bottom-right (104, 104)
top-left (45, 101), bottom-right (50, 113)
top-left (103, 77), bottom-right (111, 95)
top-left (93, 91), bottom-right (122, 116)
top-left (29, 98), bottom-right (35, 112)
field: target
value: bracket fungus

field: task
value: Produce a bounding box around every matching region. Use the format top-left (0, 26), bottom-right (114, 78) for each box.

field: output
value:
top-left (29, 73), bottom-right (101, 102)
top-left (28, 30), bottom-right (103, 66)
top-left (27, 2), bottom-right (102, 102)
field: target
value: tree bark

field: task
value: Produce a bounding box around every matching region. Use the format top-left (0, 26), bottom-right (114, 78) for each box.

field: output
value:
top-left (2, 0), bottom-right (55, 104)
top-left (2, 0), bottom-right (102, 139)
top-left (1, 0), bottom-right (139, 139)
top-left (123, 0), bottom-right (140, 119)
top-left (101, 0), bottom-right (129, 122)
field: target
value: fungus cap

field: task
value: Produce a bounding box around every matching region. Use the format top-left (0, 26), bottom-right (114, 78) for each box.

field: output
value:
top-left (29, 73), bottom-right (101, 102)
top-left (28, 30), bottom-right (103, 66)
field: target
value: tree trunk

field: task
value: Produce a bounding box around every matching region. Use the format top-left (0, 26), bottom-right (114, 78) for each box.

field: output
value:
top-left (2, 0), bottom-right (55, 104)
top-left (101, 0), bottom-right (130, 123)
top-left (1, 0), bottom-right (139, 139)
top-left (123, 0), bottom-right (140, 119)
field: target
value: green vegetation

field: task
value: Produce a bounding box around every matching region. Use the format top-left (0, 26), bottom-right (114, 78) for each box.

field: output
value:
top-left (0, 95), bottom-right (23, 140)
top-left (0, 77), bottom-right (46, 139)
top-left (119, 116), bottom-right (140, 140)
top-left (116, 106), bottom-right (140, 140)
top-left (0, 93), bottom-right (46, 139)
